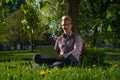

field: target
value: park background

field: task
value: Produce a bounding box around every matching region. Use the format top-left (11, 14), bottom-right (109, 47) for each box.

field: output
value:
top-left (0, 0), bottom-right (120, 80)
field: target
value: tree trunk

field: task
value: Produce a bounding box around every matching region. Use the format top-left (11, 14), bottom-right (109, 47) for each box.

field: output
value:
top-left (65, 0), bottom-right (80, 34)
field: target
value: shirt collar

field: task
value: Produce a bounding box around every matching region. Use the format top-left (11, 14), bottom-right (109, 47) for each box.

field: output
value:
top-left (63, 31), bottom-right (73, 38)
top-left (68, 31), bottom-right (73, 36)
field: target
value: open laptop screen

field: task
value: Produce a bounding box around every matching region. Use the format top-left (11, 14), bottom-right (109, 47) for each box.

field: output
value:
top-left (38, 46), bottom-right (58, 58)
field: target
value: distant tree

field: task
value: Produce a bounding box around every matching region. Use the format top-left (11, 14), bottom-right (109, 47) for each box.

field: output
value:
top-left (6, 10), bottom-right (26, 44)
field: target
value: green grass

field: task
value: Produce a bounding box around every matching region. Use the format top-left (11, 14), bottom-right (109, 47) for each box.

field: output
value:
top-left (0, 61), bottom-right (120, 80)
top-left (105, 51), bottom-right (120, 66)
top-left (0, 50), bottom-right (35, 62)
top-left (0, 48), bottom-right (120, 80)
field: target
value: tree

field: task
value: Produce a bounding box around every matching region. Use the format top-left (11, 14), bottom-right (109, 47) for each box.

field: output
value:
top-left (0, 0), bottom-right (10, 45)
top-left (78, 0), bottom-right (120, 47)
top-left (6, 10), bottom-right (27, 47)
top-left (65, 0), bottom-right (80, 33)
top-left (1, 0), bottom-right (120, 50)
top-left (105, 2), bottom-right (120, 47)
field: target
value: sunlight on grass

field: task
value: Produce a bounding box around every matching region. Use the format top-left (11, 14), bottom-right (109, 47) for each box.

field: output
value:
top-left (0, 48), bottom-right (120, 80)
top-left (0, 60), bottom-right (120, 80)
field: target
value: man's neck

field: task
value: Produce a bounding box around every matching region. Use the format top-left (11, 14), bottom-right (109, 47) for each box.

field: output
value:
top-left (63, 31), bottom-right (72, 38)
top-left (64, 31), bottom-right (72, 35)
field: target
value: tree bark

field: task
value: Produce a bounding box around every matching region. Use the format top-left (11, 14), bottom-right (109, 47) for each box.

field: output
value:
top-left (65, 0), bottom-right (80, 34)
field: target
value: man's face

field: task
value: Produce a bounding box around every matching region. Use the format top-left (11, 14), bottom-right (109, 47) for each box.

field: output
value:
top-left (61, 20), bottom-right (72, 34)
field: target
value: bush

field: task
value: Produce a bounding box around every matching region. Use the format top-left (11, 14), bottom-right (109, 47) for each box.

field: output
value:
top-left (80, 48), bottom-right (106, 67)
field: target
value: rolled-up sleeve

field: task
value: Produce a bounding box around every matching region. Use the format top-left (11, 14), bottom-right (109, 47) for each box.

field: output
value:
top-left (54, 38), bottom-right (60, 54)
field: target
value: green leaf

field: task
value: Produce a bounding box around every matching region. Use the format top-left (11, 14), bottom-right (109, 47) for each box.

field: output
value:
top-left (0, 1), bottom-right (2, 6)
top-left (5, 0), bottom-right (9, 3)
top-left (42, 3), bottom-right (49, 11)
top-left (27, 25), bottom-right (30, 29)
top-left (107, 25), bottom-right (112, 31)
top-left (39, 1), bottom-right (43, 9)
top-left (39, 0), bottom-right (49, 11)
top-left (11, 0), bottom-right (17, 4)
top-left (23, 25), bottom-right (30, 31)
top-left (47, 17), bottom-right (52, 23)
top-left (106, 12), bottom-right (111, 19)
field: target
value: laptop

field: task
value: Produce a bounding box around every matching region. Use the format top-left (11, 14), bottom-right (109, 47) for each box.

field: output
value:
top-left (38, 46), bottom-right (58, 58)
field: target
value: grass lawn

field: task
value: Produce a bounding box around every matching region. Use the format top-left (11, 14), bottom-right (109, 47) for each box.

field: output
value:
top-left (105, 51), bottom-right (120, 66)
top-left (0, 47), bottom-right (120, 80)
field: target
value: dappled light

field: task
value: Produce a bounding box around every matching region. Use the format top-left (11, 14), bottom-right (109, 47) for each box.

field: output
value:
top-left (0, 0), bottom-right (120, 80)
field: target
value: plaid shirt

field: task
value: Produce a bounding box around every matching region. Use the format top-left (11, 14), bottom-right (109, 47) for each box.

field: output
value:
top-left (54, 32), bottom-right (83, 61)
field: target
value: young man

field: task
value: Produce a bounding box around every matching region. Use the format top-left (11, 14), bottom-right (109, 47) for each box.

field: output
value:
top-left (33, 15), bottom-right (83, 68)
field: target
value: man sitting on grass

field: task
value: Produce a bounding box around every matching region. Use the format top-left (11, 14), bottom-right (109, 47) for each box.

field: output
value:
top-left (33, 15), bottom-right (83, 68)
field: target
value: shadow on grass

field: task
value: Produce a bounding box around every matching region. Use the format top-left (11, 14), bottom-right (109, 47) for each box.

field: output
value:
top-left (104, 48), bottom-right (120, 53)
top-left (0, 50), bottom-right (35, 62)
top-left (0, 56), bottom-right (32, 62)
top-left (0, 50), bottom-right (36, 55)
top-left (105, 53), bottom-right (120, 61)
top-left (0, 50), bottom-right (120, 68)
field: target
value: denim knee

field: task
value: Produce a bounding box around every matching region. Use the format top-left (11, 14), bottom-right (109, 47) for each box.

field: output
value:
top-left (64, 54), bottom-right (78, 65)
top-left (33, 54), bottom-right (42, 64)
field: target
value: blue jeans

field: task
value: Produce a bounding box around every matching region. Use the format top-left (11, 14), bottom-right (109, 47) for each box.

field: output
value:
top-left (33, 54), bottom-right (78, 68)
top-left (49, 54), bottom-right (79, 68)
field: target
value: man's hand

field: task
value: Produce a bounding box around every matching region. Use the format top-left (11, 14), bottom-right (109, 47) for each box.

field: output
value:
top-left (57, 54), bottom-right (65, 60)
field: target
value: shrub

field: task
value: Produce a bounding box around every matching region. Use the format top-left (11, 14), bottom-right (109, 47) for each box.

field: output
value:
top-left (80, 48), bottom-right (106, 67)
